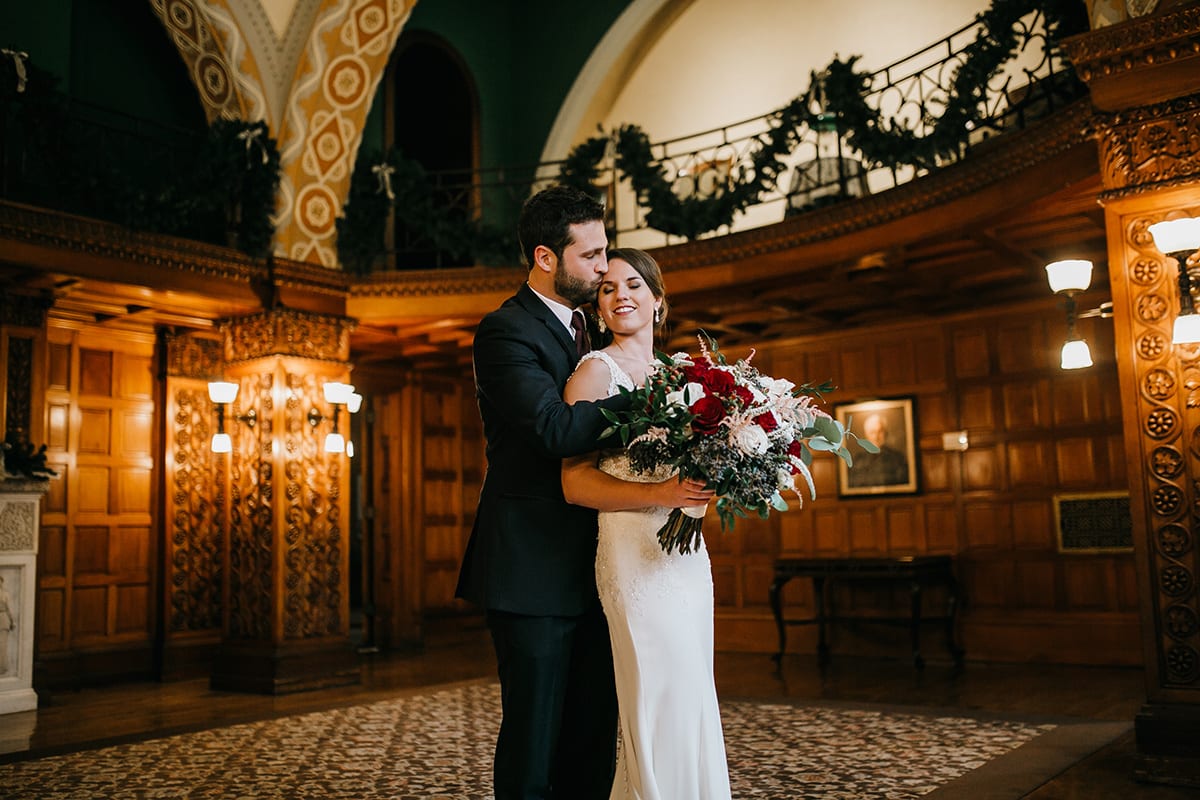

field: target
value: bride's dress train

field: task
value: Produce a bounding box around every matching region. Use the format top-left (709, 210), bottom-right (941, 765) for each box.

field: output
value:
top-left (582, 351), bottom-right (731, 800)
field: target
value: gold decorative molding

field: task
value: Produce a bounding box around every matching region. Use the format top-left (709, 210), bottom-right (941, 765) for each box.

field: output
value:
top-left (1061, 4), bottom-right (1200, 112)
top-left (164, 332), bottom-right (224, 380)
top-left (1064, 4), bottom-right (1200, 84)
top-left (222, 308), bottom-right (354, 363)
top-left (0, 201), bottom-right (262, 284)
top-left (349, 267), bottom-right (525, 299)
top-left (1097, 95), bottom-right (1200, 198)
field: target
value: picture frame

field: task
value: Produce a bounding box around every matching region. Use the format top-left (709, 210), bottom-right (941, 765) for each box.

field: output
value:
top-left (1053, 491), bottom-right (1133, 553)
top-left (834, 396), bottom-right (918, 497)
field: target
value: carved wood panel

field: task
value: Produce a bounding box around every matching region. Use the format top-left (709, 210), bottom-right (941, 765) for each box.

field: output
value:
top-left (1109, 203), bottom-right (1200, 689)
top-left (162, 334), bottom-right (224, 635)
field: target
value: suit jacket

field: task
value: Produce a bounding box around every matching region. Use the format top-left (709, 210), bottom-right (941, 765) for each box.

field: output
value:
top-left (456, 284), bottom-right (627, 616)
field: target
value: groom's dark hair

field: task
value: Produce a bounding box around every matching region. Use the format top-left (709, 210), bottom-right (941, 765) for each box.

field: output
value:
top-left (518, 184), bottom-right (606, 267)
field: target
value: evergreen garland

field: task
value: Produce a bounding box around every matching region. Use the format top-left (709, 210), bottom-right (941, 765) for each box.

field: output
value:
top-left (335, 147), bottom-right (518, 273)
top-left (200, 119), bottom-right (281, 259)
top-left (558, 0), bottom-right (1086, 239)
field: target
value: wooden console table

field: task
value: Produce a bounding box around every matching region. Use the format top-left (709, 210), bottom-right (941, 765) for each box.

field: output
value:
top-left (769, 555), bottom-right (964, 669)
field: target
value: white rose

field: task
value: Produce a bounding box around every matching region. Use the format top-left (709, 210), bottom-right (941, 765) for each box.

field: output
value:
top-left (730, 422), bottom-right (770, 455)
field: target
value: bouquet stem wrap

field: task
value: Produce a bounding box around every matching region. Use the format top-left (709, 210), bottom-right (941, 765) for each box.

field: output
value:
top-left (658, 505), bottom-right (707, 554)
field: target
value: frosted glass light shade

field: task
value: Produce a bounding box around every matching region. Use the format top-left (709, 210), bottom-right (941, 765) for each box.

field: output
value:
top-left (1173, 313), bottom-right (1200, 344)
top-left (211, 432), bottom-right (232, 453)
top-left (208, 381), bottom-right (238, 403)
top-left (324, 382), bottom-right (353, 404)
top-left (1045, 260), bottom-right (1093, 294)
top-left (324, 432), bottom-right (345, 453)
top-left (346, 392), bottom-right (363, 413)
top-left (1149, 218), bottom-right (1200, 255)
top-left (346, 441), bottom-right (355, 458)
top-left (1060, 339), bottom-right (1093, 370)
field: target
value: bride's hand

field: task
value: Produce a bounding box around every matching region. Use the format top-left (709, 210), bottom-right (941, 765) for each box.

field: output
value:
top-left (655, 476), bottom-right (713, 509)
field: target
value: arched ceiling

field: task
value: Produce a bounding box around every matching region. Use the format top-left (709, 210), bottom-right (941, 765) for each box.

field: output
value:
top-left (150, 0), bottom-right (415, 267)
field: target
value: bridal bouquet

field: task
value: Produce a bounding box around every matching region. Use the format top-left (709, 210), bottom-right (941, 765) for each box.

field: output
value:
top-left (601, 335), bottom-right (876, 554)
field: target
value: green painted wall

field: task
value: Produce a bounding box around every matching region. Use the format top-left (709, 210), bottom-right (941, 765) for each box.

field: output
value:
top-left (2, 0), bottom-right (206, 132)
top-left (392, 0), bottom-right (630, 169)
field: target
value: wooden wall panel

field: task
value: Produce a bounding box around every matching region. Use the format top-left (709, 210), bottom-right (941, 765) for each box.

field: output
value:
top-left (746, 304), bottom-right (1135, 666)
top-left (953, 330), bottom-right (991, 378)
top-left (36, 321), bottom-right (157, 679)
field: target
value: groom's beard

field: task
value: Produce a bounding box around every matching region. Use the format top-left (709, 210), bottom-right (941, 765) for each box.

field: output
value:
top-left (556, 269), bottom-right (600, 309)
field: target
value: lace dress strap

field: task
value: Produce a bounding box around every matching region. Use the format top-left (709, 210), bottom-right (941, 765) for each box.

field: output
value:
top-left (576, 350), bottom-right (636, 395)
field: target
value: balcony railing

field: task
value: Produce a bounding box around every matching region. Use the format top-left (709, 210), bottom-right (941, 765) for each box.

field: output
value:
top-left (1, 2), bottom-right (1086, 269)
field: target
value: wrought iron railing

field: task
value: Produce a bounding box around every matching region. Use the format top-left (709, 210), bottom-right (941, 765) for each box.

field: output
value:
top-left (381, 4), bottom-right (1084, 258)
top-left (1, 4), bottom-right (1085, 268)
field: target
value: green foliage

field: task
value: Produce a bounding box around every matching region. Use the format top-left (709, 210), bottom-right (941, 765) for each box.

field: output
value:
top-left (1, 431), bottom-right (57, 479)
top-left (335, 147), bottom-right (519, 273)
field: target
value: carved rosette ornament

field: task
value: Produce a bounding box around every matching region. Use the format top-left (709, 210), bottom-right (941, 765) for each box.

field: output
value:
top-left (1122, 213), bottom-right (1200, 687)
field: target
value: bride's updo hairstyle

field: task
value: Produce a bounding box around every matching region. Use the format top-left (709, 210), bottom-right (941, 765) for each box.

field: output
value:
top-left (606, 247), bottom-right (670, 334)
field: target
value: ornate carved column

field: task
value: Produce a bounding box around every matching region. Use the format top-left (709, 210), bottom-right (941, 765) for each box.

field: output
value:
top-left (210, 309), bottom-right (359, 693)
top-left (1065, 5), bottom-right (1200, 787)
top-left (160, 331), bottom-right (227, 678)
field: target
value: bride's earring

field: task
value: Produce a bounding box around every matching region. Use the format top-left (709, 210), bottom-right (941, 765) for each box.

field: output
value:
top-left (654, 306), bottom-right (662, 324)
top-left (597, 315), bottom-right (607, 333)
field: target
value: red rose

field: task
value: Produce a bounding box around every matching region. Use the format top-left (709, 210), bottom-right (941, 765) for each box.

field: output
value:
top-left (684, 363), bottom-right (735, 397)
top-left (755, 411), bottom-right (778, 432)
top-left (704, 369), bottom-right (735, 396)
top-left (689, 396), bottom-right (726, 435)
top-left (786, 440), bottom-right (804, 473)
top-left (683, 363), bottom-right (710, 384)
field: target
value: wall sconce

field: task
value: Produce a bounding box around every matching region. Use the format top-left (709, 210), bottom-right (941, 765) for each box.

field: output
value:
top-left (207, 381), bottom-right (256, 453)
top-left (1045, 259), bottom-right (1113, 370)
top-left (1147, 217), bottom-right (1200, 345)
top-left (307, 381), bottom-right (361, 454)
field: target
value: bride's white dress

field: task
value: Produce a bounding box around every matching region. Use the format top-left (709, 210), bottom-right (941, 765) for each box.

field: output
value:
top-left (580, 351), bottom-right (732, 800)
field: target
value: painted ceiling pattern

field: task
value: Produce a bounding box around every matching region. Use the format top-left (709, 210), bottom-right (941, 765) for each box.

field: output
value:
top-left (149, 0), bottom-right (414, 269)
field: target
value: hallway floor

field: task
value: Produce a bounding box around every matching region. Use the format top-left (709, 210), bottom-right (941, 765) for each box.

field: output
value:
top-left (1, 619), bottom-right (1195, 798)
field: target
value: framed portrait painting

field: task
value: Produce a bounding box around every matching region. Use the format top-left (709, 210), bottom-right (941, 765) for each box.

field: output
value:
top-left (834, 397), bottom-right (918, 497)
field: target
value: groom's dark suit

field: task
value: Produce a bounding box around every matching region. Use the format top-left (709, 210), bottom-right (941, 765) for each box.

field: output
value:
top-left (457, 283), bottom-right (625, 800)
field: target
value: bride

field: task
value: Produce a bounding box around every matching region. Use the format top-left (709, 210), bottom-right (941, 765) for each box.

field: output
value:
top-left (562, 247), bottom-right (732, 800)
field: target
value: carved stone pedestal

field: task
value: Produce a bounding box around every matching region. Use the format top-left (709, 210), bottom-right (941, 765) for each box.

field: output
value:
top-left (0, 480), bottom-right (47, 714)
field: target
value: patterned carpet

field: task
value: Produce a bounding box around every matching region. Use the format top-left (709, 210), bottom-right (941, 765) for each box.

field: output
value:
top-left (0, 679), bottom-right (1127, 800)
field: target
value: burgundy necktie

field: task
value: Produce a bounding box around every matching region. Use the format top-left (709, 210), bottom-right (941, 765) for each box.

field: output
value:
top-left (570, 310), bottom-right (589, 358)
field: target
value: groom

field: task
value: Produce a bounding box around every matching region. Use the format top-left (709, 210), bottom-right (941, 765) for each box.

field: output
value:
top-left (456, 184), bottom-right (625, 799)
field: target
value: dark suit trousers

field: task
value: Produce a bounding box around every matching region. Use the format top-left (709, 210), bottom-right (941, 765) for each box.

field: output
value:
top-left (486, 606), bottom-right (618, 800)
